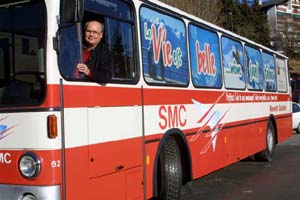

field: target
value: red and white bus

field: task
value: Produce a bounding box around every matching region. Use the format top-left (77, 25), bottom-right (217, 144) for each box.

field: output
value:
top-left (0, 0), bottom-right (292, 199)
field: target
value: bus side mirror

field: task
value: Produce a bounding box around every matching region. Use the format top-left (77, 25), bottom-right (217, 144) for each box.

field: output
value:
top-left (62, 0), bottom-right (84, 24)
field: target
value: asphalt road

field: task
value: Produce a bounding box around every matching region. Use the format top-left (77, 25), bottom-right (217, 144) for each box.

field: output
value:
top-left (181, 133), bottom-right (300, 200)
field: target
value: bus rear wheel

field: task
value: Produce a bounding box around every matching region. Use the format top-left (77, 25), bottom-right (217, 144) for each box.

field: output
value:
top-left (157, 136), bottom-right (182, 200)
top-left (254, 120), bottom-right (275, 162)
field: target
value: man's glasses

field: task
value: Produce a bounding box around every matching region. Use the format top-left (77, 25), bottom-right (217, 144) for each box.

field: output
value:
top-left (85, 30), bottom-right (100, 35)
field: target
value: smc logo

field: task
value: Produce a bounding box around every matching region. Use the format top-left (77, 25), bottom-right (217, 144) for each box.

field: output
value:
top-left (159, 105), bottom-right (187, 130)
top-left (0, 153), bottom-right (12, 164)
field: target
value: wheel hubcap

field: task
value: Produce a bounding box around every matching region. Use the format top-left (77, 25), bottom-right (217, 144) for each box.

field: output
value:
top-left (267, 129), bottom-right (274, 152)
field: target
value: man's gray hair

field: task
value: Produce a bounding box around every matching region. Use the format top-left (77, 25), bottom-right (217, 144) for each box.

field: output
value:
top-left (84, 20), bottom-right (104, 33)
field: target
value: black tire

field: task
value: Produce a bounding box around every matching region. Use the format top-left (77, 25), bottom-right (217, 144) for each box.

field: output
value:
top-left (157, 136), bottom-right (182, 200)
top-left (296, 123), bottom-right (300, 134)
top-left (254, 120), bottom-right (276, 162)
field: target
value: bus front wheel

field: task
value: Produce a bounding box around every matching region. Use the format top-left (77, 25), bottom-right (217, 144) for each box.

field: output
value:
top-left (157, 136), bottom-right (182, 200)
top-left (254, 120), bottom-right (275, 162)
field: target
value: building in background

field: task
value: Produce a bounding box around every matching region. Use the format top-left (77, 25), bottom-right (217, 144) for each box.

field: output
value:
top-left (262, 0), bottom-right (300, 53)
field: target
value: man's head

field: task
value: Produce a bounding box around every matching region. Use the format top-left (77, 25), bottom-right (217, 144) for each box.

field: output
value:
top-left (84, 21), bottom-right (104, 49)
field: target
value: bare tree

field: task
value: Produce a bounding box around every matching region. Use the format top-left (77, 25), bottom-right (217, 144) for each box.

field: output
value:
top-left (160, 0), bottom-right (223, 25)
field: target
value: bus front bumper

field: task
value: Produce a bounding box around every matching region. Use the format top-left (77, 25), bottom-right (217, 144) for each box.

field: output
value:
top-left (0, 184), bottom-right (60, 200)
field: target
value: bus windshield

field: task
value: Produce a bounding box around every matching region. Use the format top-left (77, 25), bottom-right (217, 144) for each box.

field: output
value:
top-left (0, 0), bottom-right (46, 107)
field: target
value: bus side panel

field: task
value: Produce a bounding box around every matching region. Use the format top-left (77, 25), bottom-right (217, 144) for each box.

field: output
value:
top-left (62, 86), bottom-right (144, 200)
top-left (276, 114), bottom-right (292, 142)
top-left (88, 165), bottom-right (143, 200)
top-left (87, 107), bottom-right (143, 177)
top-left (64, 139), bottom-right (144, 200)
top-left (188, 110), bottom-right (292, 180)
top-left (65, 146), bottom-right (89, 200)
top-left (144, 138), bottom-right (160, 199)
top-left (187, 132), bottom-right (227, 178)
top-left (187, 117), bottom-right (268, 179)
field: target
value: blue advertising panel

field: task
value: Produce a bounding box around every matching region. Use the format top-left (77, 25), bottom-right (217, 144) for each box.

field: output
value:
top-left (189, 24), bottom-right (222, 88)
top-left (245, 45), bottom-right (263, 90)
top-left (221, 36), bottom-right (245, 89)
top-left (140, 7), bottom-right (188, 85)
top-left (262, 52), bottom-right (276, 91)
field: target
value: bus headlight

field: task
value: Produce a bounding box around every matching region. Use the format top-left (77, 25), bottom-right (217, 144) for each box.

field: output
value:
top-left (19, 152), bottom-right (41, 179)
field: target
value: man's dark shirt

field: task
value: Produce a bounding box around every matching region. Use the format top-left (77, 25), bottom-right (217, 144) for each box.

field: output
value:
top-left (84, 42), bottom-right (113, 83)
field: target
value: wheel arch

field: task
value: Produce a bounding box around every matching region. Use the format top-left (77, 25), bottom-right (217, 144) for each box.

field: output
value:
top-left (152, 128), bottom-right (193, 197)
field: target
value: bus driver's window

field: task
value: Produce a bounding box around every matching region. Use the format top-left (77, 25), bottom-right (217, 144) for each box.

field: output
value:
top-left (84, 1), bottom-right (137, 83)
top-left (58, 0), bottom-right (136, 84)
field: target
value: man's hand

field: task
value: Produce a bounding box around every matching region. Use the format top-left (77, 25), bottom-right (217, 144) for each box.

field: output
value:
top-left (76, 63), bottom-right (90, 76)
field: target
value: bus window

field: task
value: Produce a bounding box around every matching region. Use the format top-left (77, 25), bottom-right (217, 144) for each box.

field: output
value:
top-left (276, 57), bottom-right (287, 93)
top-left (262, 51), bottom-right (276, 92)
top-left (85, 0), bottom-right (136, 82)
top-left (59, 0), bottom-right (137, 83)
top-left (0, 0), bottom-right (46, 107)
top-left (221, 36), bottom-right (245, 90)
top-left (245, 45), bottom-right (263, 91)
top-left (105, 17), bottom-right (136, 82)
top-left (140, 7), bottom-right (189, 86)
top-left (189, 24), bottom-right (222, 88)
top-left (58, 25), bottom-right (81, 80)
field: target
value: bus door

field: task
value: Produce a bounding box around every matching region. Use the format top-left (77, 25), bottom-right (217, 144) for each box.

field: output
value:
top-left (82, 0), bottom-right (143, 181)
top-left (87, 104), bottom-right (143, 197)
top-left (58, 0), bottom-right (143, 199)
